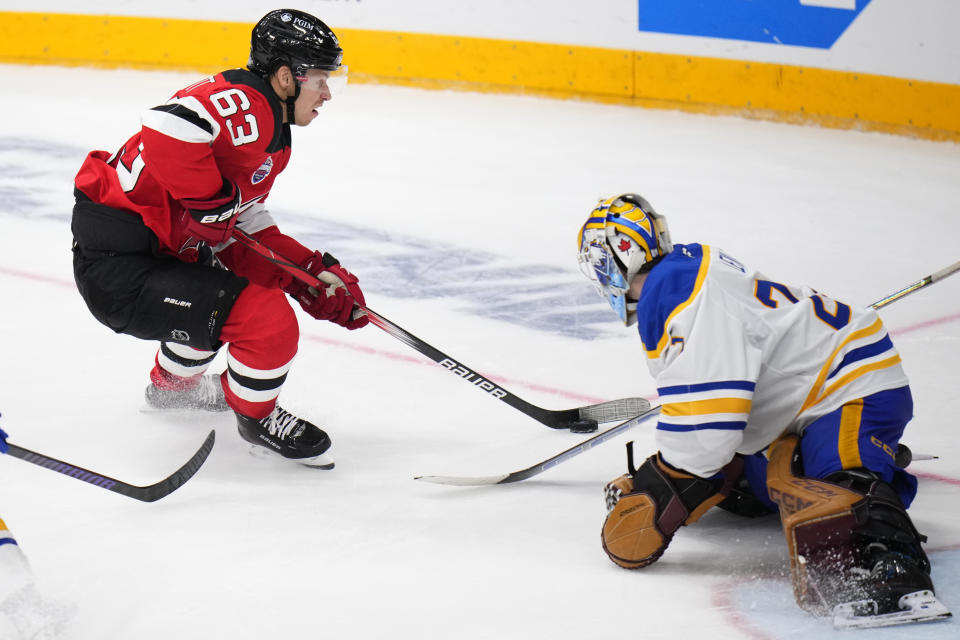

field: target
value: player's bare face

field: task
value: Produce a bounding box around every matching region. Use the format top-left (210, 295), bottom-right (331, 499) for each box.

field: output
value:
top-left (294, 73), bottom-right (331, 125)
top-left (293, 68), bottom-right (346, 126)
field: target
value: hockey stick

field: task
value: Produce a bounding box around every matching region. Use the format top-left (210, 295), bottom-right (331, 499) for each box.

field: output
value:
top-left (415, 424), bottom-right (941, 487)
top-left (416, 259), bottom-right (960, 485)
top-left (869, 259), bottom-right (960, 310)
top-left (230, 227), bottom-right (651, 431)
top-left (415, 405), bottom-right (661, 485)
top-left (3, 430), bottom-right (215, 502)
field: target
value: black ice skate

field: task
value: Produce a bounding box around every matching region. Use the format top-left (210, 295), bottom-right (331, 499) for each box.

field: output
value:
top-left (832, 546), bottom-right (951, 629)
top-left (144, 375), bottom-right (229, 412)
top-left (822, 469), bottom-right (953, 629)
top-left (236, 405), bottom-right (334, 469)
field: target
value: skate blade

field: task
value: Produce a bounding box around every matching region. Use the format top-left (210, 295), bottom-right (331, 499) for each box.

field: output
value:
top-left (246, 444), bottom-right (335, 470)
top-left (833, 590), bottom-right (952, 629)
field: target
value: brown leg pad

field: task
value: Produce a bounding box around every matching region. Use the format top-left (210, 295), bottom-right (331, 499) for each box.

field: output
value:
top-left (766, 435), bottom-right (867, 613)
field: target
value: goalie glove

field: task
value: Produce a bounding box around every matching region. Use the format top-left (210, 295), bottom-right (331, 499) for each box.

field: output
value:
top-left (179, 179), bottom-right (242, 245)
top-left (602, 446), bottom-right (744, 569)
top-left (284, 251), bottom-right (370, 330)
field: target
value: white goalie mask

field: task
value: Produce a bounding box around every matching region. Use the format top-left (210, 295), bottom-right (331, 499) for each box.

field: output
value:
top-left (577, 193), bottom-right (673, 326)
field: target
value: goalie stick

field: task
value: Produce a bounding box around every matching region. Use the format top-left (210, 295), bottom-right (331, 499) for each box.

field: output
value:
top-left (415, 406), bottom-right (661, 485)
top-left (869, 258), bottom-right (960, 310)
top-left (4, 430), bottom-right (215, 502)
top-left (231, 227), bottom-right (650, 430)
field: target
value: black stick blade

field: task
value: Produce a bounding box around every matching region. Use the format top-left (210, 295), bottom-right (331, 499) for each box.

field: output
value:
top-left (6, 430), bottom-right (216, 503)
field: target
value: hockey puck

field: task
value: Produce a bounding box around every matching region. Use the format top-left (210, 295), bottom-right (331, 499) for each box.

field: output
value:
top-left (569, 419), bottom-right (599, 434)
top-left (894, 443), bottom-right (912, 468)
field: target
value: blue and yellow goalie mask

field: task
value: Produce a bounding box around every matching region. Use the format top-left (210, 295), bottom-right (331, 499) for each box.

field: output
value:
top-left (577, 193), bottom-right (673, 326)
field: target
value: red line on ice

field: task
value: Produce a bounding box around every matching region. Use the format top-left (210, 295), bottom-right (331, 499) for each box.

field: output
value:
top-left (5, 264), bottom-right (958, 406)
top-left (888, 311), bottom-right (960, 336)
top-left (712, 578), bottom-right (780, 640)
top-left (0, 266), bottom-right (75, 288)
top-left (914, 470), bottom-right (960, 487)
top-left (302, 333), bottom-right (617, 404)
top-left (0, 264), bottom-right (615, 404)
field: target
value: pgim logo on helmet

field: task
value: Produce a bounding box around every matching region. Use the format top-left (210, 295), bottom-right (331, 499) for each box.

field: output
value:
top-left (294, 17), bottom-right (316, 31)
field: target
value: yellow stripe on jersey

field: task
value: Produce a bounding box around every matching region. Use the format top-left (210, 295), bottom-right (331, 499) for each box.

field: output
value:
top-left (647, 245), bottom-right (712, 359)
top-left (799, 318), bottom-right (886, 414)
top-left (838, 399), bottom-right (865, 469)
top-left (812, 354), bottom-right (902, 410)
top-left (662, 397), bottom-right (752, 417)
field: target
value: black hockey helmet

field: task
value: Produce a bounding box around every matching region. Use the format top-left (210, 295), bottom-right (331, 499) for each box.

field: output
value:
top-left (248, 9), bottom-right (343, 77)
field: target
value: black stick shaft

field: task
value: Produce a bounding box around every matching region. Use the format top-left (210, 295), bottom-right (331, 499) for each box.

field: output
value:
top-left (231, 228), bottom-right (647, 429)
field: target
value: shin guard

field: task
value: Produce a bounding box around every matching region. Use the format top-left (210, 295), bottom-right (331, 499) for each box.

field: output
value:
top-left (766, 435), bottom-right (933, 615)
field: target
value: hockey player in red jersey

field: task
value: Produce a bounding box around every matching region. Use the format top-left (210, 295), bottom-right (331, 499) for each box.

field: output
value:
top-left (578, 194), bottom-right (950, 628)
top-left (71, 9), bottom-right (367, 468)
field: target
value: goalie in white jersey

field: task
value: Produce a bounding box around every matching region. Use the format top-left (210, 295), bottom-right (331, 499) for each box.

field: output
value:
top-left (579, 194), bottom-right (949, 628)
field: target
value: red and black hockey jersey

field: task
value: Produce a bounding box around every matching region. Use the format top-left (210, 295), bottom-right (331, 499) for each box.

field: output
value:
top-left (75, 68), bottom-right (314, 289)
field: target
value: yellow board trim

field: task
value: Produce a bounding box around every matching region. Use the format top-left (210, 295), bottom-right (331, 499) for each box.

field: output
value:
top-left (837, 399), bottom-right (865, 469)
top-left (0, 12), bottom-right (958, 142)
top-left (662, 397), bottom-right (752, 417)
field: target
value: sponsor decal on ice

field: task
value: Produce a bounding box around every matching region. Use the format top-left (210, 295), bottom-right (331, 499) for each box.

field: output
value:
top-left (251, 156), bottom-right (274, 185)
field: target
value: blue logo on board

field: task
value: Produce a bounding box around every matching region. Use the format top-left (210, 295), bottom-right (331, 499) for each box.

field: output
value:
top-left (638, 1), bottom-right (872, 49)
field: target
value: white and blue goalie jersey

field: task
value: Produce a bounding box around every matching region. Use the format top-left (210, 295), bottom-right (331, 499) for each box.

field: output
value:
top-left (637, 244), bottom-right (908, 478)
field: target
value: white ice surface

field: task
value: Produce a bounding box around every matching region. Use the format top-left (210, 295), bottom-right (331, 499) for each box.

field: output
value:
top-left (0, 64), bottom-right (958, 639)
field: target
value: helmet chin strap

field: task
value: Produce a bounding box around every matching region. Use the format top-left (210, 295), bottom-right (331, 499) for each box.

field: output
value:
top-left (285, 83), bottom-right (300, 125)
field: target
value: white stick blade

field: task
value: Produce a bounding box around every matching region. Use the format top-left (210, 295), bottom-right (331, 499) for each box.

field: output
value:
top-left (414, 474), bottom-right (510, 486)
